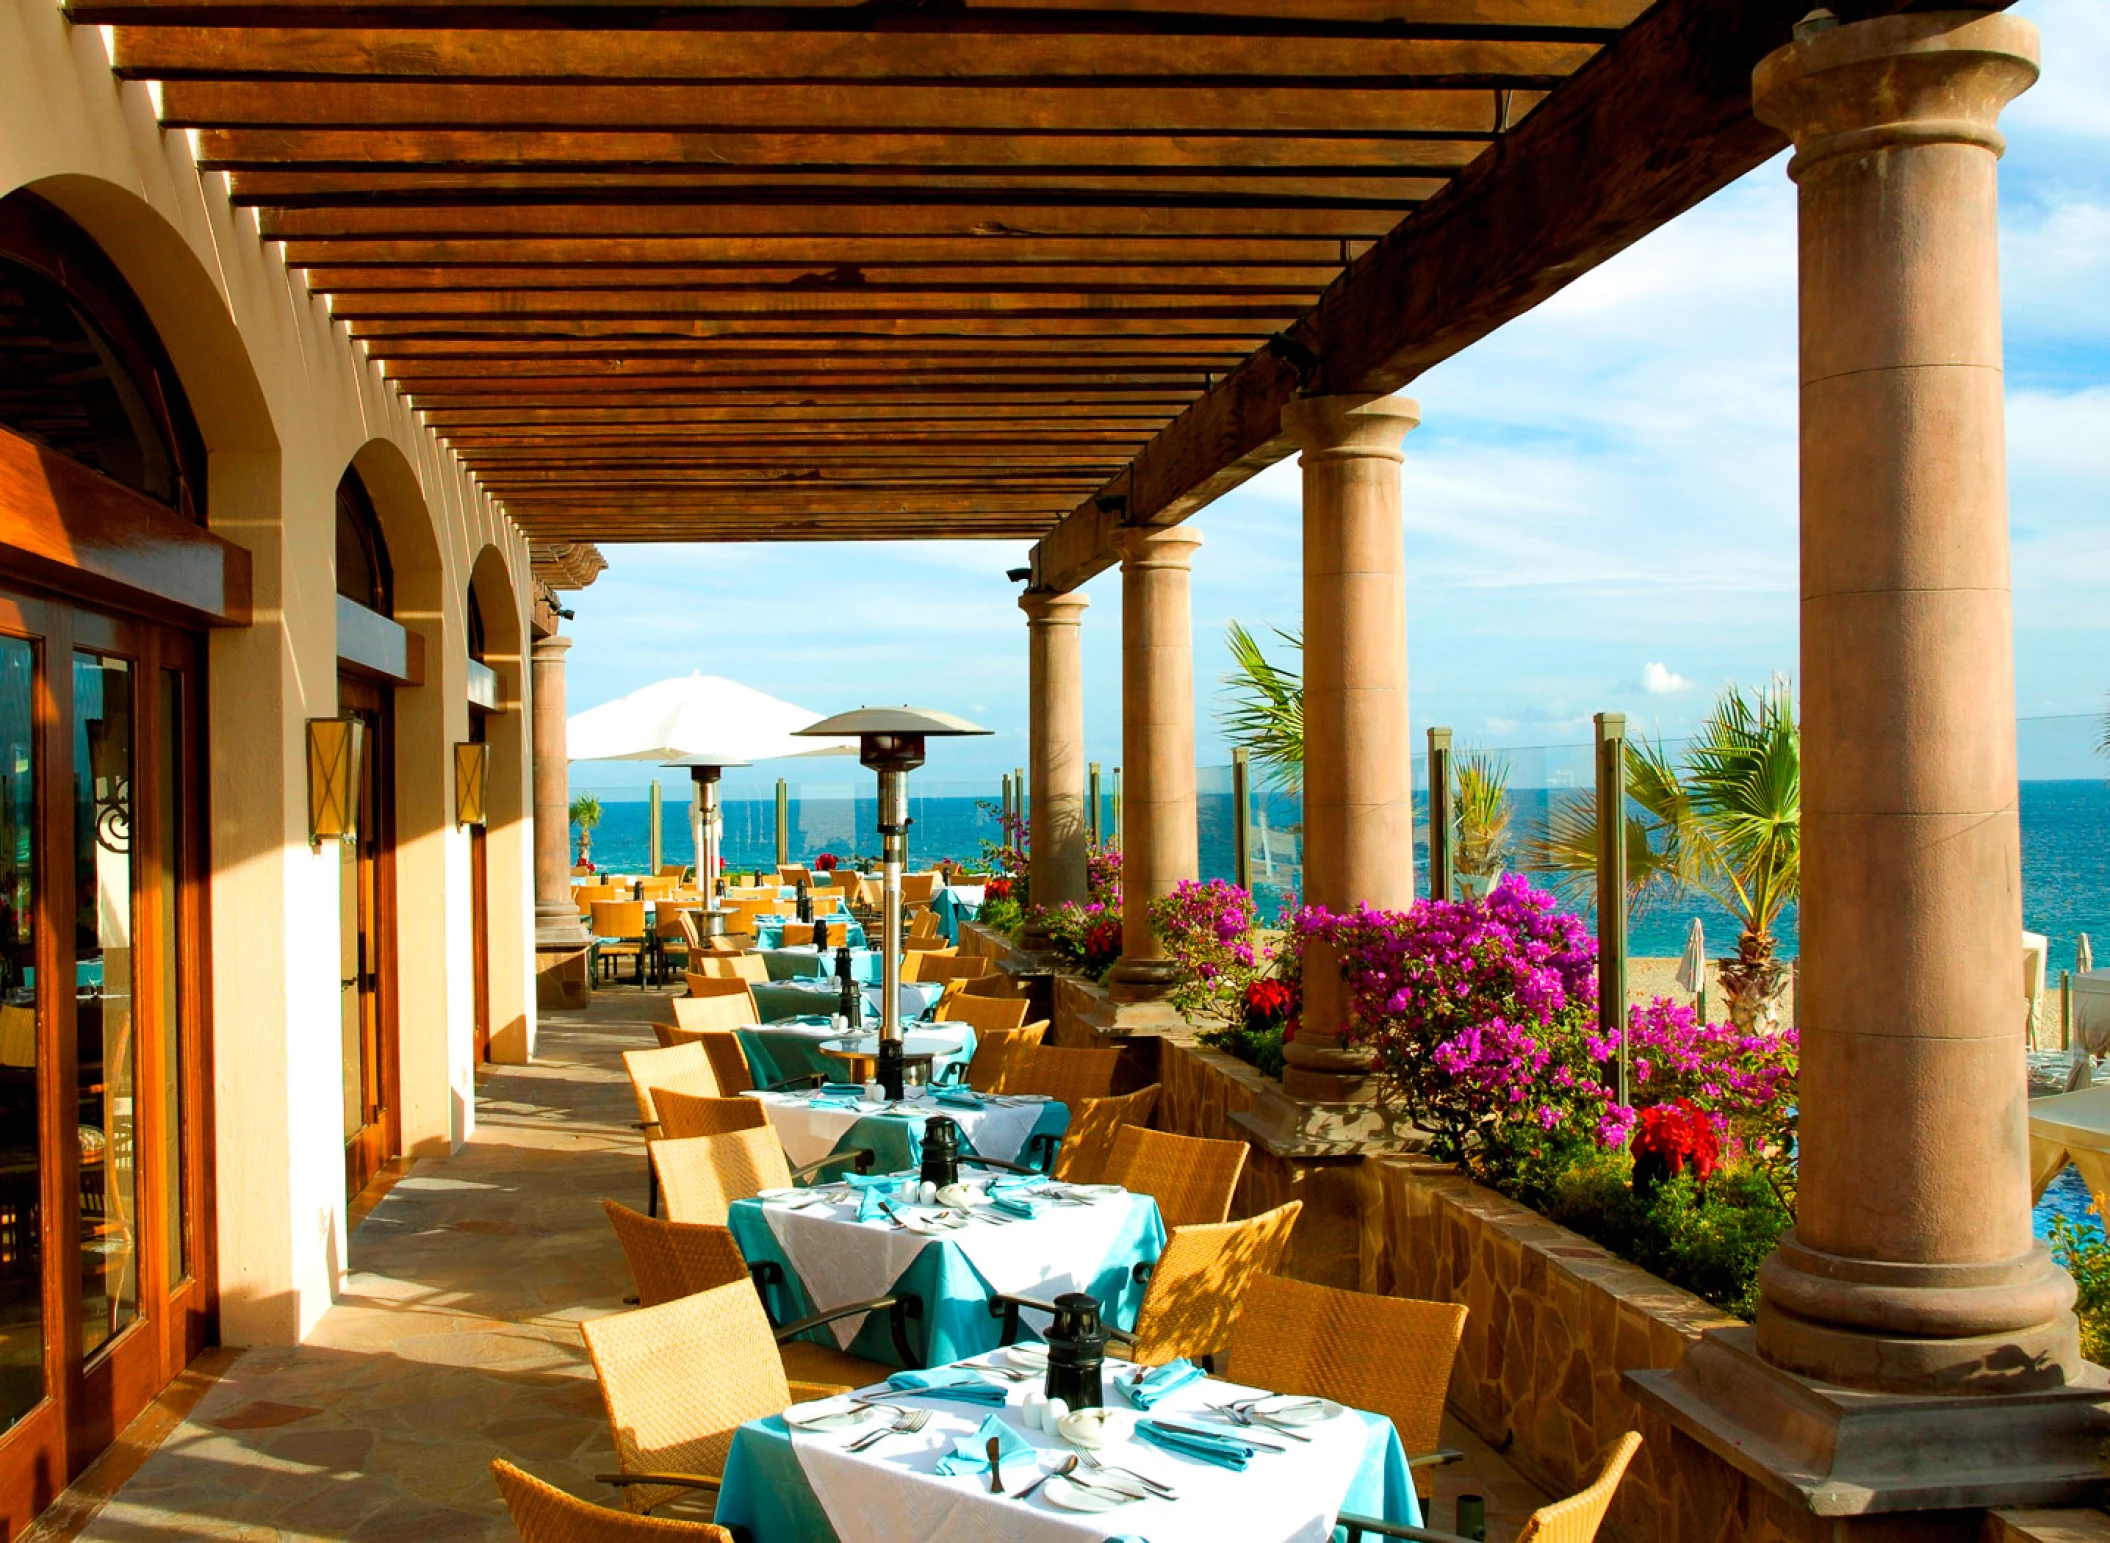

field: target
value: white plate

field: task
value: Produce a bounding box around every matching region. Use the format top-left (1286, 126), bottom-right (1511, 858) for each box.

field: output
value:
top-left (783, 1398), bottom-right (877, 1432)
top-left (1001, 1343), bottom-right (1049, 1369)
top-left (1041, 1475), bottom-right (1138, 1512)
top-left (1247, 1394), bottom-right (1343, 1427)
top-left (757, 1187), bottom-right (806, 1202)
top-left (1055, 1407), bottom-right (1132, 1448)
top-left (1068, 1183), bottom-right (1122, 1198)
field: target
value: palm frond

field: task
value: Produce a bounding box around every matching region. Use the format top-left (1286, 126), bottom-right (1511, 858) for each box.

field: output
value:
top-left (1521, 738), bottom-right (1694, 916)
top-left (1454, 749), bottom-right (1513, 873)
top-left (1218, 620), bottom-right (1304, 794)
top-left (1682, 680), bottom-right (1800, 941)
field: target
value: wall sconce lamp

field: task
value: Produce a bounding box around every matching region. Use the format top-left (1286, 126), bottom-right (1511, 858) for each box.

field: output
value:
top-left (455, 742), bottom-right (489, 828)
top-left (307, 715), bottom-right (364, 849)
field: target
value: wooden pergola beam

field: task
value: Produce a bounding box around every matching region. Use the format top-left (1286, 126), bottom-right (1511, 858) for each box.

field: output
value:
top-left (1030, 0), bottom-right (1940, 591)
top-left (288, 237), bottom-right (1371, 266)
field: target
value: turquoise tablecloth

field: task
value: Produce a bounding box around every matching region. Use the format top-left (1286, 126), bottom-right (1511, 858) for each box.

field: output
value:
top-left (805, 1093), bottom-right (1065, 1176)
top-left (929, 885), bottom-right (986, 944)
top-left (755, 915), bottom-right (869, 950)
top-left (750, 980), bottom-right (939, 1026)
top-left (726, 1185), bottom-right (1155, 1370)
top-left (713, 1389), bottom-right (1418, 1542)
top-left (757, 946), bottom-right (886, 984)
top-left (736, 1026), bottom-right (980, 1093)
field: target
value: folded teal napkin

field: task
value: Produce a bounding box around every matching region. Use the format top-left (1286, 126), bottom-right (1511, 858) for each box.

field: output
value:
top-left (1135, 1419), bottom-right (1256, 1471)
top-left (818, 1082), bottom-right (866, 1097)
top-left (989, 1173), bottom-right (1045, 1192)
top-left (988, 1193), bottom-right (1047, 1220)
top-left (846, 1171), bottom-right (914, 1189)
top-left (810, 1095), bottom-right (859, 1111)
top-left (932, 1414), bottom-right (1035, 1477)
top-left (886, 1368), bottom-right (1008, 1406)
top-left (856, 1185), bottom-right (901, 1223)
top-left (931, 1087), bottom-right (984, 1109)
top-left (1125, 1359), bottom-right (1204, 1409)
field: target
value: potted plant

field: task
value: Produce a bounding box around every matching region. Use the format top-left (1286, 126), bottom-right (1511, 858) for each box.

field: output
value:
top-left (569, 793), bottom-right (602, 870)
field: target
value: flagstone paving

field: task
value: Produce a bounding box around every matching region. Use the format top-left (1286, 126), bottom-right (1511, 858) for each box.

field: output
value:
top-left (33, 988), bottom-right (1547, 1541)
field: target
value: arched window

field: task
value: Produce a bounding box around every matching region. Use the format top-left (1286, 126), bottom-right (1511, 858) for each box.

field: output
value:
top-left (335, 469), bottom-right (392, 617)
top-left (0, 193), bottom-right (205, 521)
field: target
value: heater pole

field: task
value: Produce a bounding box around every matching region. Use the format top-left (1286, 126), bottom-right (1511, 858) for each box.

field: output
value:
top-left (876, 763), bottom-right (909, 1098)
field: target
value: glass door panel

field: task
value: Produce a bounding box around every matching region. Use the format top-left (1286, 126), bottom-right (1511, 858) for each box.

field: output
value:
top-left (155, 669), bottom-right (186, 1287)
top-left (73, 652), bottom-right (136, 1360)
top-left (0, 636), bottom-right (41, 1429)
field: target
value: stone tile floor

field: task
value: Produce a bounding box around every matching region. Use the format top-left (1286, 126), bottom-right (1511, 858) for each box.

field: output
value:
top-left (31, 988), bottom-right (1549, 1541)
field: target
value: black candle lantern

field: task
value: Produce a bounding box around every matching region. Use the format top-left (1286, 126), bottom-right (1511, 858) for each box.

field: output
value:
top-left (813, 917), bottom-right (829, 949)
top-left (1042, 1293), bottom-right (1107, 1411)
top-left (920, 1115), bottom-right (962, 1189)
top-left (796, 880), bottom-right (812, 923)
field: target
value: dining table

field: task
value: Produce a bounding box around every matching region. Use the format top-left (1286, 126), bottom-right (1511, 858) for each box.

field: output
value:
top-left (928, 884), bottom-right (986, 945)
top-left (738, 1025), bottom-right (975, 1094)
top-left (757, 945), bottom-right (887, 984)
top-left (756, 914), bottom-right (870, 950)
top-left (710, 1347), bottom-right (1420, 1543)
top-left (725, 1171), bottom-right (1157, 1371)
top-left (750, 979), bottom-right (940, 1028)
top-left (743, 1081), bottom-right (1062, 1173)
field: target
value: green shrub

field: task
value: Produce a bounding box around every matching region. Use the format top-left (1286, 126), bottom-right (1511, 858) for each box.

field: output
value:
top-left (1195, 1021), bottom-right (1286, 1080)
top-left (1539, 1146), bottom-right (1792, 1321)
top-left (2049, 1214), bottom-right (2110, 1365)
top-left (977, 895), bottom-right (1023, 937)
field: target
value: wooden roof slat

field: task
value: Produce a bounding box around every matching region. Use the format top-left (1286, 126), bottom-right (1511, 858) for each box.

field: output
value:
top-left (158, 81), bottom-right (1540, 134)
top-left (259, 203), bottom-right (1405, 238)
top-left (329, 290), bottom-right (1313, 319)
top-left (198, 129), bottom-right (1491, 172)
top-left (287, 236), bottom-right (1374, 265)
top-left (224, 173), bottom-right (1449, 206)
top-left (112, 28), bottom-right (1595, 83)
top-left (300, 265), bottom-right (1347, 292)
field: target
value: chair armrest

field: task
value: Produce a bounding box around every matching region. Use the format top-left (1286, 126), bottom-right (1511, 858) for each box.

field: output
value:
top-left (1406, 1448), bottom-right (1466, 1470)
top-left (959, 1154), bottom-right (1034, 1175)
top-left (776, 1293), bottom-right (925, 1368)
top-left (787, 1379), bottom-right (849, 1403)
top-left (1024, 1132), bottom-right (1061, 1173)
top-left (790, 1147), bottom-right (876, 1181)
top-left (762, 1072), bottom-right (827, 1093)
top-left (596, 1471), bottom-right (724, 1494)
top-left (986, 1291), bottom-right (1132, 1348)
top-left (1335, 1518), bottom-right (1474, 1543)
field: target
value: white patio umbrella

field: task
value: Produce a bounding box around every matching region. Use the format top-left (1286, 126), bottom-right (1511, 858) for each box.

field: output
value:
top-left (568, 672), bottom-right (856, 884)
top-left (1676, 918), bottom-right (1708, 1022)
top-left (2081, 934), bottom-right (2096, 975)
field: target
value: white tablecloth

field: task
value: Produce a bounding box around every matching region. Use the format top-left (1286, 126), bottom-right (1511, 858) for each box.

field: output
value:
top-left (749, 1083), bottom-right (1037, 1172)
top-left (789, 1357), bottom-right (1374, 1543)
top-left (759, 1189), bottom-right (1157, 1349)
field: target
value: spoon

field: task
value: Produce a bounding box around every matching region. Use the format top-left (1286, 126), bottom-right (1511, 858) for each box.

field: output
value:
top-left (986, 1436), bottom-right (1006, 1494)
top-left (1013, 1453), bottom-right (1077, 1503)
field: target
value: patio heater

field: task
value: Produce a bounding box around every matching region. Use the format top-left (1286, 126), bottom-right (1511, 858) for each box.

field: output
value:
top-left (795, 707), bottom-right (989, 1098)
top-left (660, 754), bottom-right (749, 931)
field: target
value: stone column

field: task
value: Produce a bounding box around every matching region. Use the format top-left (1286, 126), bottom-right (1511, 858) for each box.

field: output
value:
top-left (531, 632), bottom-right (590, 1007)
top-left (1108, 526), bottom-right (1202, 997)
top-left (1749, 8), bottom-right (2064, 1398)
top-left (1279, 395), bottom-right (1420, 1102)
top-left (1020, 590), bottom-right (1091, 938)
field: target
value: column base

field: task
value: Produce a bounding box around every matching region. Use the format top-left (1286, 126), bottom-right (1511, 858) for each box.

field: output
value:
top-left (536, 911), bottom-right (592, 1010)
top-left (1626, 1326), bottom-right (2110, 1515)
top-left (1280, 1037), bottom-right (1379, 1103)
top-left (1107, 956), bottom-right (1179, 1002)
top-left (1231, 1083), bottom-right (1424, 1159)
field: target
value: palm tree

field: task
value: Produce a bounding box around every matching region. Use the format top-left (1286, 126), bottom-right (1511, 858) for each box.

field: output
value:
top-left (1453, 749), bottom-right (1515, 884)
top-left (569, 792), bottom-right (603, 868)
top-left (1527, 682), bottom-right (1800, 1032)
top-left (1219, 621), bottom-right (1304, 794)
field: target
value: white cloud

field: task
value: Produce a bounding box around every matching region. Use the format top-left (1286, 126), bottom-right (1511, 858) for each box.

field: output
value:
top-left (1642, 663), bottom-right (1693, 695)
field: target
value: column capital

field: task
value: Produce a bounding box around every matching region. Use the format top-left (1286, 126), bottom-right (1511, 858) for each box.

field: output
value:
top-left (1116, 524), bottom-right (1202, 571)
top-left (1018, 589), bottom-right (1090, 627)
top-left (531, 632), bottom-right (574, 662)
top-left (1754, 11), bottom-right (2038, 179)
top-left (1282, 393), bottom-right (1421, 462)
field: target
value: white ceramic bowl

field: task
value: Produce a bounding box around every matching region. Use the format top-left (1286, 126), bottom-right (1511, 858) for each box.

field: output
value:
top-left (1055, 1407), bottom-right (1134, 1449)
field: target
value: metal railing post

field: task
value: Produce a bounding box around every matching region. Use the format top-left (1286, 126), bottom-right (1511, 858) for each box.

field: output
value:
top-left (1426, 727), bottom-right (1452, 903)
top-left (774, 777), bottom-right (789, 869)
top-left (1111, 766), bottom-right (1123, 848)
top-left (1088, 761), bottom-right (1102, 847)
top-left (1231, 748), bottom-right (1252, 891)
top-left (1595, 712), bottom-right (1629, 1109)
top-left (647, 778), bottom-right (663, 876)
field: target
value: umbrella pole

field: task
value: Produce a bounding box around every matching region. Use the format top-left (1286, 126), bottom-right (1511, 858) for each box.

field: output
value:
top-left (876, 763), bottom-right (907, 1099)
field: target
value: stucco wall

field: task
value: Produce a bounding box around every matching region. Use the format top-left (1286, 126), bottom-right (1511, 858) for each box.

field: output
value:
top-left (1, 0), bottom-right (539, 1346)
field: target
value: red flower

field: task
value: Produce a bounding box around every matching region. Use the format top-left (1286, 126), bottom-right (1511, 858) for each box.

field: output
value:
top-left (986, 876), bottom-right (1014, 902)
top-left (815, 852), bottom-right (838, 871)
top-left (1631, 1100), bottom-right (1721, 1184)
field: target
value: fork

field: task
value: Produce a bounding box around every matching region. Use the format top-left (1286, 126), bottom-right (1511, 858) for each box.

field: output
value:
top-left (846, 1407), bottom-right (931, 1453)
top-left (1212, 1401), bottom-right (1313, 1443)
top-left (1076, 1449), bottom-right (1178, 1499)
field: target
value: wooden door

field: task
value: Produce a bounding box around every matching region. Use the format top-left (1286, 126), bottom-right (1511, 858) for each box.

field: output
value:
top-left (337, 676), bottom-right (398, 1204)
top-left (0, 586), bottom-right (212, 1534)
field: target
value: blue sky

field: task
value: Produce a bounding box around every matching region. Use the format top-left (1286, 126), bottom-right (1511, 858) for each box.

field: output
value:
top-left (563, 0), bottom-right (2109, 795)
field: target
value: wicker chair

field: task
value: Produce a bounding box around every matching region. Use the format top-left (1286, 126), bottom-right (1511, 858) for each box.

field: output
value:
top-left (591, 900), bottom-right (652, 987)
top-left (1340, 1432), bottom-right (1643, 1543)
top-left (960, 1022), bottom-right (1050, 1094)
top-left (601, 1201), bottom-right (912, 1383)
top-left (623, 1045), bottom-right (722, 1142)
top-left (654, 907), bottom-right (694, 979)
top-left (934, 992), bottom-right (1031, 1033)
top-left (899, 946), bottom-right (960, 977)
top-left (696, 1031), bottom-right (755, 1097)
top-left (993, 1202), bottom-right (1301, 1367)
top-left (900, 872), bottom-right (944, 905)
top-left (1051, 1084), bottom-right (1162, 1184)
top-left (493, 1458), bottom-right (734, 1542)
top-left (691, 954), bottom-right (770, 985)
top-left (959, 972), bottom-right (1017, 999)
top-left (582, 1281), bottom-right (854, 1516)
top-left (780, 865), bottom-right (813, 887)
top-left (651, 1127), bottom-right (871, 1227)
top-left (1101, 1124), bottom-right (1248, 1229)
top-left (911, 953), bottom-right (992, 984)
top-left (995, 1044), bottom-right (1120, 1104)
top-left (906, 909), bottom-right (943, 942)
top-left (655, 1089), bottom-right (770, 1140)
top-left (682, 977), bottom-right (761, 1021)
top-left (1226, 1274), bottom-right (1468, 1504)
top-left (656, 994), bottom-right (754, 1044)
